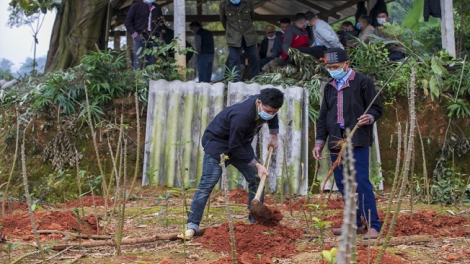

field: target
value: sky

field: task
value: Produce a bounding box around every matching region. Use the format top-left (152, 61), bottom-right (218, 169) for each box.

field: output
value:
top-left (0, 1), bottom-right (55, 71)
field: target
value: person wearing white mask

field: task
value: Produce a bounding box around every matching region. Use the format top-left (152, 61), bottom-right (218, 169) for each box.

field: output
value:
top-left (179, 88), bottom-right (284, 240)
top-left (313, 48), bottom-right (382, 240)
top-left (373, 10), bottom-right (406, 61)
top-left (259, 24), bottom-right (283, 70)
top-left (125, 0), bottom-right (163, 70)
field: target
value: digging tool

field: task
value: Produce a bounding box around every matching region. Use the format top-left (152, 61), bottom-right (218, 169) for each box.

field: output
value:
top-left (250, 146), bottom-right (274, 222)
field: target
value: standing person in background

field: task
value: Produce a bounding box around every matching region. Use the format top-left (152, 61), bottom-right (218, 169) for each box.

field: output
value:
top-left (125, 0), bottom-right (163, 70)
top-left (357, 16), bottom-right (375, 42)
top-left (305, 11), bottom-right (343, 58)
top-left (258, 24), bottom-right (283, 71)
top-left (313, 48), bottom-right (382, 240)
top-left (374, 11), bottom-right (406, 61)
top-left (189, 21), bottom-right (215, 83)
top-left (282, 13), bottom-right (310, 62)
top-left (220, 0), bottom-right (259, 81)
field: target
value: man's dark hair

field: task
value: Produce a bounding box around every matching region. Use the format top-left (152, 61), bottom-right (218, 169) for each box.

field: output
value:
top-left (305, 11), bottom-right (316, 21)
top-left (294, 13), bottom-right (306, 22)
top-left (189, 21), bottom-right (201, 28)
top-left (377, 10), bottom-right (389, 17)
top-left (259, 88), bottom-right (284, 109)
top-left (280, 18), bottom-right (291, 24)
top-left (341, 21), bottom-right (354, 28)
top-left (359, 16), bottom-right (371, 24)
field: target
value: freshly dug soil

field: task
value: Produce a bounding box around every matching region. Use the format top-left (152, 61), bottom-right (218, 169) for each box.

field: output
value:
top-left (198, 210), bottom-right (303, 260)
top-left (314, 246), bottom-right (414, 264)
top-left (287, 197), bottom-right (344, 211)
top-left (229, 189), bottom-right (274, 205)
top-left (0, 210), bottom-right (102, 241)
top-left (325, 210), bottom-right (470, 237)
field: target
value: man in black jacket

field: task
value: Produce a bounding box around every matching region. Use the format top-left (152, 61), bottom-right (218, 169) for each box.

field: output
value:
top-left (189, 21), bottom-right (215, 83)
top-left (181, 88), bottom-right (284, 239)
top-left (125, 0), bottom-right (163, 70)
top-left (312, 48), bottom-right (382, 239)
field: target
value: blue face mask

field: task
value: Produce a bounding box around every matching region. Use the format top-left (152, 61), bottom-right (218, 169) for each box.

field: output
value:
top-left (258, 104), bottom-right (276, 120)
top-left (356, 22), bottom-right (361, 30)
top-left (230, 0), bottom-right (241, 4)
top-left (327, 64), bottom-right (347, 80)
top-left (190, 30), bottom-right (196, 34)
top-left (145, 0), bottom-right (155, 3)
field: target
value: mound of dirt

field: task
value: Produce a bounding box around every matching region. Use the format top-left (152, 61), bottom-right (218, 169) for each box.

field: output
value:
top-left (198, 210), bottom-right (303, 260)
top-left (0, 210), bottom-right (102, 241)
top-left (63, 196), bottom-right (109, 208)
top-left (326, 210), bottom-right (470, 238)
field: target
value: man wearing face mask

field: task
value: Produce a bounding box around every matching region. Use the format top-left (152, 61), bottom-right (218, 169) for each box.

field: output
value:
top-left (357, 16), bottom-right (375, 42)
top-left (189, 21), bottom-right (214, 83)
top-left (179, 88), bottom-right (284, 239)
top-left (259, 24), bottom-right (283, 70)
top-left (125, 0), bottom-right (163, 70)
top-left (220, 0), bottom-right (259, 81)
top-left (373, 11), bottom-right (406, 61)
top-left (313, 48), bottom-right (382, 240)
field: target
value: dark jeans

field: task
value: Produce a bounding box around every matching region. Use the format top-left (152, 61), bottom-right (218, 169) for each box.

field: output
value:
top-left (330, 147), bottom-right (382, 231)
top-left (197, 54), bottom-right (214, 83)
top-left (296, 46), bottom-right (326, 60)
top-left (186, 153), bottom-right (262, 232)
top-left (133, 36), bottom-right (158, 70)
top-left (227, 38), bottom-right (259, 82)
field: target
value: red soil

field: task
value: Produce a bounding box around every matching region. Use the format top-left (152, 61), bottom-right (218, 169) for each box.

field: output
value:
top-left (314, 246), bottom-right (415, 264)
top-left (2, 201), bottom-right (29, 214)
top-left (63, 195), bottom-right (109, 208)
top-left (287, 197), bottom-right (344, 211)
top-left (229, 189), bottom-right (275, 205)
top-left (198, 210), bottom-right (303, 261)
top-left (325, 210), bottom-right (470, 237)
top-left (0, 210), bottom-right (103, 241)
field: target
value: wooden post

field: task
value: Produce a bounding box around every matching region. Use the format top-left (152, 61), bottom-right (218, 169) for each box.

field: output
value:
top-left (113, 31), bottom-right (121, 51)
top-left (440, 0), bottom-right (456, 58)
top-left (174, 0), bottom-right (186, 77)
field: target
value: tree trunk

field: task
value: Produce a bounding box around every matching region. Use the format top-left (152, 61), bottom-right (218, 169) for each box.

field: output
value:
top-left (45, 0), bottom-right (110, 71)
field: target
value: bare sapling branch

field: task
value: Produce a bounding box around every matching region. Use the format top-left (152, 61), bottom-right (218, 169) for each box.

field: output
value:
top-left (2, 110), bottom-right (20, 218)
top-left (20, 124), bottom-right (46, 263)
top-left (220, 154), bottom-right (237, 264)
top-left (375, 66), bottom-right (417, 264)
top-left (126, 92), bottom-right (141, 203)
top-left (84, 84), bottom-right (109, 214)
top-left (337, 129), bottom-right (358, 264)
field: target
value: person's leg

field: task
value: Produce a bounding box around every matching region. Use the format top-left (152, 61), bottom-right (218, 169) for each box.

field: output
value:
top-left (145, 40), bottom-right (157, 67)
top-left (330, 149), bottom-right (363, 228)
top-left (133, 36), bottom-right (145, 70)
top-left (354, 147), bottom-right (382, 231)
top-left (243, 42), bottom-right (260, 79)
top-left (205, 54), bottom-right (214, 82)
top-left (296, 46), bottom-right (326, 59)
top-left (227, 46), bottom-right (242, 82)
top-left (186, 154), bottom-right (222, 232)
top-left (196, 56), bottom-right (206, 82)
top-left (230, 160), bottom-right (261, 223)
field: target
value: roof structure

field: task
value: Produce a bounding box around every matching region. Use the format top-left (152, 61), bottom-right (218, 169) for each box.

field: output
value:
top-left (111, 0), bottom-right (395, 29)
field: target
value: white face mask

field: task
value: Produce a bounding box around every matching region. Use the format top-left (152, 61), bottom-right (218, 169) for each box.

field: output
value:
top-left (267, 35), bottom-right (276, 40)
top-left (377, 18), bottom-right (387, 25)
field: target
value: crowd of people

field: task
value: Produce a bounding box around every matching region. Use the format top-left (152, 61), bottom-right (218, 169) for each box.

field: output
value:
top-left (125, 0), bottom-right (404, 82)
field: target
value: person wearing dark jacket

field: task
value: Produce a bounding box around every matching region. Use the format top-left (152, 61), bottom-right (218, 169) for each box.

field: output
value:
top-left (125, 0), bottom-right (163, 70)
top-left (313, 48), bottom-right (382, 240)
top-left (220, 0), bottom-right (259, 81)
top-left (189, 21), bottom-right (215, 83)
top-left (424, 0), bottom-right (441, 21)
top-left (180, 88), bottom-right (284, 239)
top-left (160, 25), bottom-right (194, 64)
top-left (259, 24), bottom-right (283, 69)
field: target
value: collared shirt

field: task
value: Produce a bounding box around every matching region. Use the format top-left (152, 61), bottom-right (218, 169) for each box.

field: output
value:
top-left (335, 68), bottom-right (353, 91)
top-left (334, 69), bottom-right (353, 128)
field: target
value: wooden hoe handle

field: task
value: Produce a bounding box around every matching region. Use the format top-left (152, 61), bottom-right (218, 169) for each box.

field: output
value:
top-left (254, 147), bottom-right (274, 201)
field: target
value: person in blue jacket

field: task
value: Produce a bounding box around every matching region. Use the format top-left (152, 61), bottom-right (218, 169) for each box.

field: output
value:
top-left (180, 88), bottom-right (284, 239)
